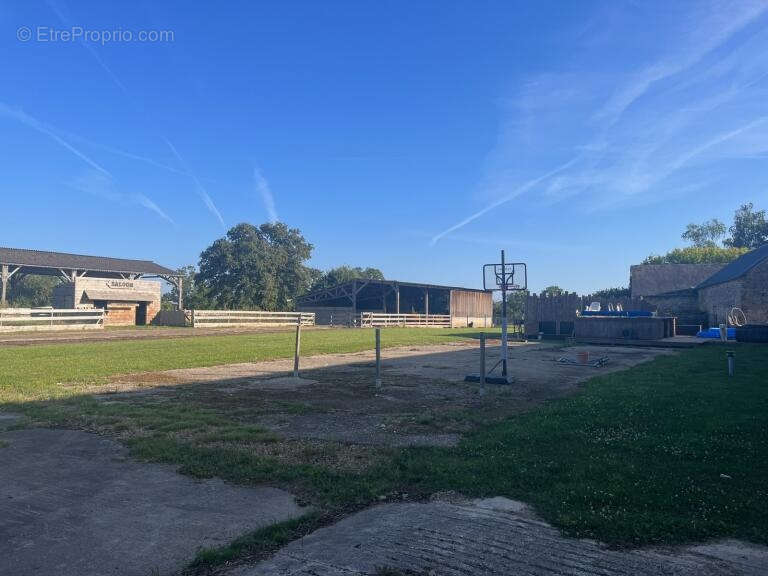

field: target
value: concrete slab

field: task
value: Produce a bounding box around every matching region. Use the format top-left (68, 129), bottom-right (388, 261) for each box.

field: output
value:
top-left (0, 428), bottom-right (307, 576)
top-left (231, 497), bottom-right (768, 576)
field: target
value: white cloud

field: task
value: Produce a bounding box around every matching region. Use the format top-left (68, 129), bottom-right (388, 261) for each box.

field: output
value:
top-left (253, 167), bottom-right (278, 223)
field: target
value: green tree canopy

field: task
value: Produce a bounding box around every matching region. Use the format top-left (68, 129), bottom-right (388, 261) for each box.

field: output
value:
top-left (309, 265), bottom-right (385, 292)
top-left (643, 245), bottom-right (748, 264)
top-left (6, 275), bottom-right (61, 307)
top-left (196, 222), bottom-right (313, 310)
top-left (541, 285), bottom-right (565, 297)
top-left (591, 286), bottom-right (630, 298)
top-left (681, 219), bottom-right (726, 247)
top-left (724, 203), bottom-right (768, 249)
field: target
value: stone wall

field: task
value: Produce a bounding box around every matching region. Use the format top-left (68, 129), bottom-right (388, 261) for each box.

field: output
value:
top-left (742, 260), bottom-right (768, 323)
top-left (698, 259), bottom-right (768, 325)
top-left (643, 290), bottom-right (707, 327)
top-left (630, 264), bottom-right (724, 297)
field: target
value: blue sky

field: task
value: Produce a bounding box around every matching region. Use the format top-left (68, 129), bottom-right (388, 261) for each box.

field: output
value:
top-left (2, 1), bottom-right (768, 293)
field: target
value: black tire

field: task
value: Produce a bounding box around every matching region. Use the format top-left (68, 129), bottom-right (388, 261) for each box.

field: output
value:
top-left (735, 324), bottom-right (768, 343)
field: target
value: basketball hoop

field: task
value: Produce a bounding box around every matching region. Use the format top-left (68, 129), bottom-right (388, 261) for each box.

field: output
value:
top-left (483, 251), bottom-right (527, 382)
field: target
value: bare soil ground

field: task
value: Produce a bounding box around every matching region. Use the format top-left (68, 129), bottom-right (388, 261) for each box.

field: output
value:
top-left (93, 341), bottom-right (672, 448)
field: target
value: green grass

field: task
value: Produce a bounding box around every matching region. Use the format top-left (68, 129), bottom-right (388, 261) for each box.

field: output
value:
top-left (0, 327), bottom-right (494, 402)
top-left (2, 330), bottom-right (767, 563)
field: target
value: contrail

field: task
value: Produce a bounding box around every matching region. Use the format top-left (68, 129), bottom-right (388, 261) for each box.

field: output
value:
top-left (430, 156), bottom-right (580, 246)
top-left (253, 167), bottom-right (278, 223)
top-left (164, 138), bottom-right (225, 227)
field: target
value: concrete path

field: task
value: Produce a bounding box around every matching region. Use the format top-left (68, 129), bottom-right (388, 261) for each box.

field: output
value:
top-left (0, 428), bottom-right (307, 576)
top-left (232, 497), bottom-right (768, 576)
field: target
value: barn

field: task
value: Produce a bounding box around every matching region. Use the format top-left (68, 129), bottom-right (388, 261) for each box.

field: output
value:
top-left (296, 278), bottom-right (493, 327)
top-left (0, 247), bottom-right (182, 326)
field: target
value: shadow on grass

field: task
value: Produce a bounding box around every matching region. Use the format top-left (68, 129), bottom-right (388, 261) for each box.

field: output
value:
top-left (2, 341), bottom-right (767, 572)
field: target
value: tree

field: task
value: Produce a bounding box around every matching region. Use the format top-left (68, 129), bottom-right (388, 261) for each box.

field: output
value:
top-left (6, 275), bottom-right (61, 307)
top-left (309, 265), bottom-right (385, 292)
top-left (643, 245), bottom-right (747, 264)
top-left (541, 285), bottom-right (565, 297)
top-left (161, 265), bottom-right (211, 310)
top-left (591, 286), bottom-right (630, 298)
top-left (724, 203), bottom-right (768, 249)
top-left (681, 219), bottom-right (726, 247)
top-left (196, 222), bottom-right (313, 310)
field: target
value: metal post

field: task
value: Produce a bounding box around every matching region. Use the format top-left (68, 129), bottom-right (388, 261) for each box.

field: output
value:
top-left (501, 250), bottom-right (508, 379)
top-left (480, 332), bottom-right (486, 387)
top-left (293, 320), bottom-right (302, 378)
top-left (375, 327), bottom-right (382, 388)
top-left (1, 264), bottom-right (8, 307)
top-left (727, 350), bottom-right (735, 377)
top-left (177, 276), bottom-right (184, 311)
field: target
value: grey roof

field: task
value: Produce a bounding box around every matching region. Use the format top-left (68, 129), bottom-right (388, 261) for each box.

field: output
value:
top-left (697, 244), bottom-right (768, 289)
top-left (0, 247), bottom-right (175, 276)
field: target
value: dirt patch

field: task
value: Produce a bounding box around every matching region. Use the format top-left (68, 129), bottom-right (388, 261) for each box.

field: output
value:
top-left (88, 342), bottom-right (671, 449)
top-left (228, 496), bottom-right (768, 576)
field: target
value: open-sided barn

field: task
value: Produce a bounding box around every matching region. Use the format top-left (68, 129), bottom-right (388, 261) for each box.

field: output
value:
top-left (296, 278), bottom-right (492, 327)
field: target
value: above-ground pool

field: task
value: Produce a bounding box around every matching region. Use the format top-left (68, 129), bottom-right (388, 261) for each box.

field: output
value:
top-left (696, 327), bottom-right (736, 340)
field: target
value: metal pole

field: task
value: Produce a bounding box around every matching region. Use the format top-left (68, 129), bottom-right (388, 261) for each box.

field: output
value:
top-left (480, 332), bottom-right (486, 387)
top-left (293, 320), bottom-right (302, 378)
top-left (375, 327), bottom-right (382, 388)
top-left (727, 350), bottom-right (735, 377)
top-left (501, 250), bottom-right (508, 379)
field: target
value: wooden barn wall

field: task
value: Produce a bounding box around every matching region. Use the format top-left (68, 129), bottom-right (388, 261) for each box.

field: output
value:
top-left (524, 293), bottom-right (653, 336)
top-left (450, 290), bottom-right (492, 327)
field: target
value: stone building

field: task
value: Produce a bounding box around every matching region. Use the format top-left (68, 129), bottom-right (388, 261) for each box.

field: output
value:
top-left (696, 244), bottom-right (768, 325)
top-left (630, 244), bottom-right (768, 327)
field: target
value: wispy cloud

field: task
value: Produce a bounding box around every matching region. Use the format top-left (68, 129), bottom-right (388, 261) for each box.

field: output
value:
top-left (164, 138), bottom-right (225, 227)
top-left (0, 101), bottom-right (110, 176)
top-left (46, 0), bottom-right (128, 94)
top-left (68, 170), bottom-right (174, 224)
top-left (594, 2), bottom-right (768, 125)
top-left (430, 155), bottom-right (580, 245)
top-left (429, 0), bottom-right (768, 239)
top-left (253, 167), bottom-right (278, 223)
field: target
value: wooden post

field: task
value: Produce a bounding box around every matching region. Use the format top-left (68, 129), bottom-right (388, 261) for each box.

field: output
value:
top-left (480, 332), bottom-right (486, 387)
top-left (375, 327), bottom-right (382, 388)
top-left (293, 320), bottom-right (302, 378)
top-left (1, 264), bottom-right (7, 307)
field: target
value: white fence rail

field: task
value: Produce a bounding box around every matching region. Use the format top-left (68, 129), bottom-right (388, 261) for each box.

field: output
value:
top-left (0, 308), bottom-right (104, 332)
top-left (360, 312), bottom-right (451, 328)
top-left (190, 310), bottom-right (315, 328)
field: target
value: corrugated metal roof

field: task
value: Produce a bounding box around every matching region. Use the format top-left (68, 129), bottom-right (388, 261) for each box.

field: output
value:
top-left (0, 247), bottom-right (175, 276)
top-left (697, 244), bottom-right (768, 289)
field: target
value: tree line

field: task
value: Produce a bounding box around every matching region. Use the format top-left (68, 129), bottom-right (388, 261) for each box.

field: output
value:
top-left (163, 222), bottom-right (384, 310)
top-left (644, 203), bottom-right (767, 264)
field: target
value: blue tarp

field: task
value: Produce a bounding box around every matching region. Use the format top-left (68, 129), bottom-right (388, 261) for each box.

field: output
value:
top-left (580, 310), bottom-right (653, 318)
top-left (696, 327), bottom-right (736, 340)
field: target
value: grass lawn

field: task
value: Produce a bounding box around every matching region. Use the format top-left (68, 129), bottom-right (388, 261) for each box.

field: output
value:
top-left (0, 327), bottom-right (495, 402)
top-left (1, 331), bottom-right (766, 567)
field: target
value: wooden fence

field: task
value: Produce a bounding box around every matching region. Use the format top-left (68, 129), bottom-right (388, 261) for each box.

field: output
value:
top-left (359, 312), bottom-right (452, 328)
top-left (525, 293), bottom-right (652, 336)
top-left (0, 308), bottom-right (104, 332)
top-left (190, 310), bottom-right (315, 328)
